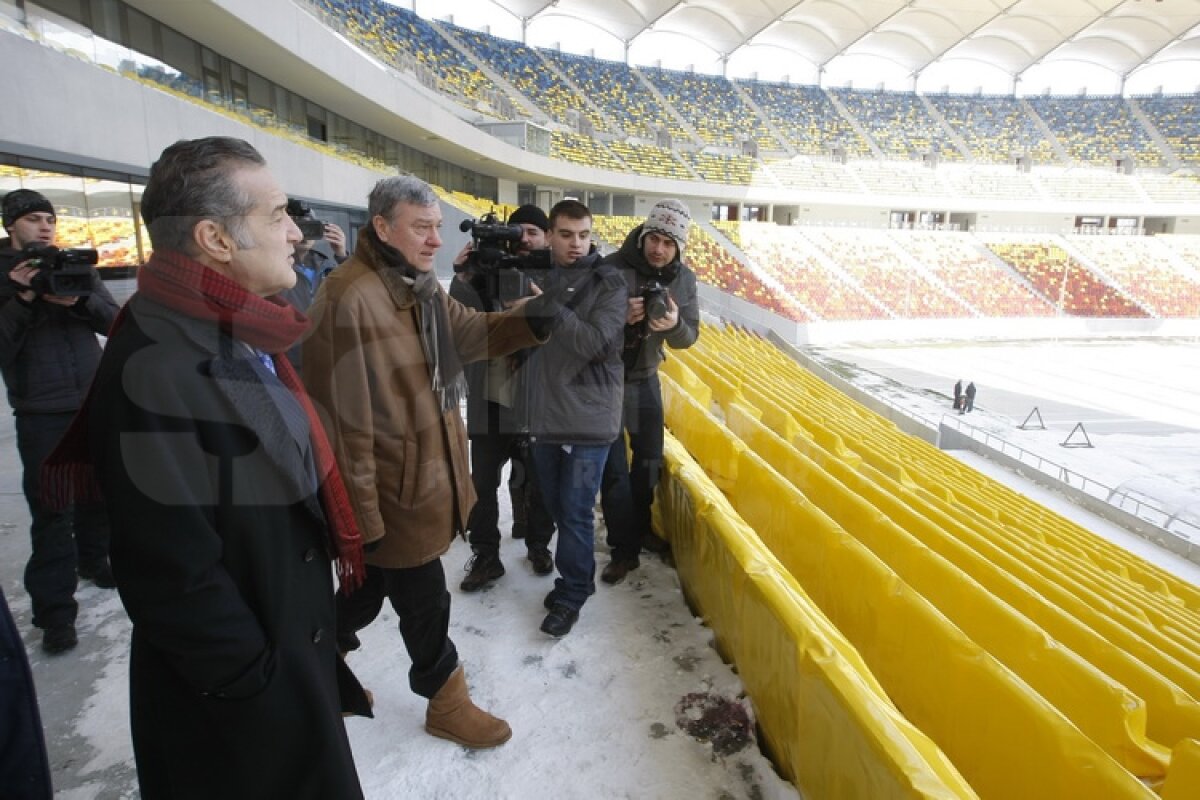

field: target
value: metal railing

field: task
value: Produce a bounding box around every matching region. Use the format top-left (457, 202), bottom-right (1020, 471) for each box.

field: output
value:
top-left (939, 414), bottom-right (1199, 543)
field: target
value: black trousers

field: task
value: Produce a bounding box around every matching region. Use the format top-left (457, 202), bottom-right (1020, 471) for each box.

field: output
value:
top-left (600, 374), bottom-right (665, 560)
top-left (16, 412), bottom-right (110, 630)
top-left (466, 430), bottom-right (554, 555)
top-left (334, 559), bottom-right (459, 699)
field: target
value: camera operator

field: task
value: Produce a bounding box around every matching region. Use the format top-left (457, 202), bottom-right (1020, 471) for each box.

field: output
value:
top-left (279, 199), bottom-right (349, 368)
top-left (0, 189), bottom-right (120, 654)
top-left (598, 199), bottom-right (699, 585)
top-left (451, 205), bottom-right (556, 591)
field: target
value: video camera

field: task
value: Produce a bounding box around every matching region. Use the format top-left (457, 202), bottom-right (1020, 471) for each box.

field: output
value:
top-left (286, 199), bottom-right (327, 240)
top-left (20, 244), bottom-right (98, 298)
top-left (457, 211), bottom-right (548, 305)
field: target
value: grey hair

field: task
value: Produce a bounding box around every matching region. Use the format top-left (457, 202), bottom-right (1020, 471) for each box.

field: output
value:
top-left (368, 175), bottom-right (438, 220)
top-left (142, 137), bottom-right (264, 254)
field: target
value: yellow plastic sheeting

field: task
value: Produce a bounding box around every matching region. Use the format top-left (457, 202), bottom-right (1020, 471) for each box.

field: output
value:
top-left (657, 436), bottom-right (976, 799)
top-left (729, 447), bottom-right (1156, 799)
top-left (658, 354), bottom-right (712, 409)
top-left (725, 402), bottom-right (1170, 778)
top-left (660, 376), bottom-right (744, 492)
top-left (1162, 739), bottom-right (1200, 800)
top-left (847, 456), bottom-right (1200, 753)
top-left (1011, 533), bottom-right (1200, 662)
top-left (707, 327), bottom-right (1200, 616)
top-left (674, 351), bottom-right (745, 411)
top-left (895, 446), bottom-right (1200, 617)
top-left (691, 331), bottom-right (1200, 658)
top-left (882, 479), bottom-right (1200, 702)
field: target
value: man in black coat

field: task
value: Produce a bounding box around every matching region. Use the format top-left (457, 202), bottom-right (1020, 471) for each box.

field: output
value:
top-left (72, 137), bottom-right (368, 799)
top-left (598, 199), bottom-right (700, 585)
top-left (452, 204), bottom-right (556, 591)
top-left (0, 189), bottom-right (120, 654)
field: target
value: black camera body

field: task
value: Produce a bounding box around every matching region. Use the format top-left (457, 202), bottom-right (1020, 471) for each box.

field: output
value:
top-left (641, 280), bottom-right (670, 322)
top-left (296, 217), bottom-right (326, 240)
top-left (287, 199), bottom-right (327, 240)
top-left (20, 244), bottom-right (98, 298)
top-left (457, 212), bottom-right (544, 305)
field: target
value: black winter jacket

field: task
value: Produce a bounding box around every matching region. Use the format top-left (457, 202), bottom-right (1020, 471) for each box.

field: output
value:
top-left (448, 272), bottom-right (538, 436)
top-left (526, 253), bottom-right (627, 445)
top-left (600, 224), bottom-right (700, 382)
top-left (0, 238), bottom-right (120, 414)
top-left (87, 294), bottom-right (367, 799)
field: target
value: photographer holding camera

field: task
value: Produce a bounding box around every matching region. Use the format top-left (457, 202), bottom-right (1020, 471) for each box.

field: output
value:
top-left (451, 205), bottom-right (556, 591)
top-left (598, 199), bottom-right (700, 585)
top-left (0, 189), bottom-right (119, 654)
top-left (279, 199), bottom-right (349, 368)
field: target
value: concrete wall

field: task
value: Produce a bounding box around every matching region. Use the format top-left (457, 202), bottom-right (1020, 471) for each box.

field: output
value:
top-left (0, 31), bottom-right (383, 206)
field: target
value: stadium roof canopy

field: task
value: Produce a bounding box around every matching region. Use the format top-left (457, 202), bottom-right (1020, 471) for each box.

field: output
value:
top-left (431, 0), bottom-right (1200, 94)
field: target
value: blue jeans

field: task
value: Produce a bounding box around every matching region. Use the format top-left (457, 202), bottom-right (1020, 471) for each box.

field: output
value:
top-left (600, 374), bottom-right (665, 560)
top-left (531, 442), bottom-right (611, 611)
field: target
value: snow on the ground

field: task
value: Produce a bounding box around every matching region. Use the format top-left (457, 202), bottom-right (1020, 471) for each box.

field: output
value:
top-left (16, 332), bottom-right (1200, 798)
top-left (344, 533), bottom-right (798, 800)
top-left (813, 336), bottom-right (1200, 585)
top-left (11, 499), bottom-right (801, 800)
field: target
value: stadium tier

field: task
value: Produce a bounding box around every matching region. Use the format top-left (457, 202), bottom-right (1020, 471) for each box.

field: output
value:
top-left (1026, 96), bottom-right (1164, 168)
top-left (1137, 95), bottom-right (1200, 167)
top-left (307, 0), bottom-right (515, 117)
top-left (437, 184), bottom-right (1200, 322)
top-left (893, 231), bottom-right (1055, 317)
top-left (447, 22), bottom-right (610, 134)
top-left (297, 0), bottom-right (1200, 180)
top-left (549, 131), bottom-right (627, 172)
top-left (1065, 235), bottom-right (1200, 318)
top-left (7, 0), bottom-right (1200, 325)
top-left (641, 67), bottom-right (781, 152)
top-left (718, 222), bottom-right (885, 321)
top-left (740, 81), bottom-right (873, 158)
top-left (659, 323), bottom-right (1200, 798)
top-left (926, 94), bottom-right (1058, 165)
top-left (829, 88), bottom-right (963, 162)
top-left (539, 49), bottom-right (678, 142)
top-left (984, 240), bottom-right (1151, 317)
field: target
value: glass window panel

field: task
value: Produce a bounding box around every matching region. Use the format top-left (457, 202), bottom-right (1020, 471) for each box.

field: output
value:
top-left (31, 0), bottom-right (85, 24)
top-left (84, 178), bottom-right (136, 268)
top-left (0, 164), bottom-right (25, 198)
top-left (246, 71), bottom-right (272, 110)
top-left (125, 6), bottom-right (155, 58)
top-left (160, 25), bottom-right (199, 78)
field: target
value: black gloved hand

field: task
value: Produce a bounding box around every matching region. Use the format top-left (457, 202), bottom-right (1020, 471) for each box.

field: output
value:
top-left (523, 270), bottom-right (569, 337)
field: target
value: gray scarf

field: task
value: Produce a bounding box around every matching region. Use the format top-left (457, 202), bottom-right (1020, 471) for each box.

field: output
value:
top-left (369, 229), bottom-right (466, 414)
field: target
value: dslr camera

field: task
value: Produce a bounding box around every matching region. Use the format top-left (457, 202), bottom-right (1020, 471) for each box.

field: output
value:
top-left (286, 199), bottom-right (327, 240)
top-left (640, 280), bottom-right (670, 322)
top-left (457, 211), bottom-right (548, 305)
top-left (20, 244), bottom-right (99, 298)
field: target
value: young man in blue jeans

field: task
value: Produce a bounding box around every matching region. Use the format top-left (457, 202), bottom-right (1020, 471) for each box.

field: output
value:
top-left (526, 200), bottom-right (627, 637)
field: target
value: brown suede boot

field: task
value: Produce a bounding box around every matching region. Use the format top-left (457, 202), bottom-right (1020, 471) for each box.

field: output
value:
top-left (425, 666), bottom-right (512, 748)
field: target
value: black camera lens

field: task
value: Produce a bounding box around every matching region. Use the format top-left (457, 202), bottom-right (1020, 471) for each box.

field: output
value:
top-left (642, 282), bottom-right (670, 321)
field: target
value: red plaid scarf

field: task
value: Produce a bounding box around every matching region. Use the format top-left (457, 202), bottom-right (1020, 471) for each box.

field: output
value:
top-left (43, 250), bottom-right (364, 592)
